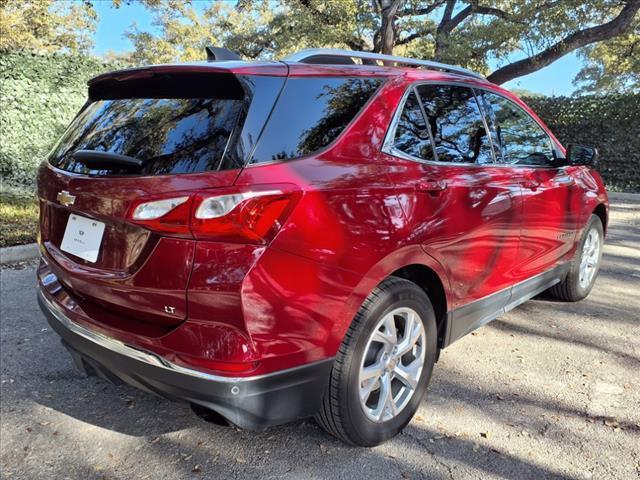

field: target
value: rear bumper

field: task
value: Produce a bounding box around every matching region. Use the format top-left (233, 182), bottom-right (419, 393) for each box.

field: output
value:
top-left (38, 288), bottom-right (333, 430)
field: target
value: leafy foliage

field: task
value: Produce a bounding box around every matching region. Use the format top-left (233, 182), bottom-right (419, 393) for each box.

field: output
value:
top-left (524, 94), bottom-right (640, 192)
top-left (574, 19), bottom-right (640, 94)
top-left (0, 0), bottom-right (97, 54)
top-left (123, 0), bottom-right (640, 88)
top-left (0, 190), bottom-right (38, 247)
top-left (0, 51), bottom-right (126, 190)
top-left (125, 1), bottom-right (231, 65)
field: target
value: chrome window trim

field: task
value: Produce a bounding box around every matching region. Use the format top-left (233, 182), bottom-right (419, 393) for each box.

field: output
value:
top-left (382, 80), bottom-right (563, 169)
top-left (381, 85), bottom-right (414, 154)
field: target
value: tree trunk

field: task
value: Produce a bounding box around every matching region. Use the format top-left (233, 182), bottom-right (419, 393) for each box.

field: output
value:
top-left (433, 0), bottom-right (456, 61)
top-left (375, 0), bottom-right (402, 54)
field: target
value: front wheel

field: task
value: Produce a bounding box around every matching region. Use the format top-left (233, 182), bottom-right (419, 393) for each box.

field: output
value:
top-left (549, 214), bottom-right (604, 301)
top-left (315, 277), bottom-right (438, 446)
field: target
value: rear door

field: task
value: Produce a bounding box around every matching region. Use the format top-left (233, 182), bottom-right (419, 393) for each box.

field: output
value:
top-left (38, 67), bottom-right (286, 327)
top-left (477, 91), bottom-right (581, 281)
top-left (382, 83), bottom-right (523, 340)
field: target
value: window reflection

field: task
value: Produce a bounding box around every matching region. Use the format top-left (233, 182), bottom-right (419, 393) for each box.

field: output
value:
top-left (417, 85), bottom-right (493, 164)
top-left (392, 91), bottom-right (433, 159)
top-left (251, 77), bottom-right (382, 162)
top-left (480, 92), bottom-right (554, 166)
top-left (50, 97), bottom-right (242, 175)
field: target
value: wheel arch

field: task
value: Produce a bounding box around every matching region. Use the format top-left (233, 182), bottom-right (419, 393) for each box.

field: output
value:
top-left (593, 203), bottom-right (608, 235)
top-left (389, 264), bottom-right (448, 350)
top-left (340, 245), bottom-right (451, 353)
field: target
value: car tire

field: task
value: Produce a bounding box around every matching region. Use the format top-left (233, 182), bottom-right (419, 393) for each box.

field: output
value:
top-left (549, 214), bottom-right (604, 302)
top-left (315, 276), bottom-right (438, 446)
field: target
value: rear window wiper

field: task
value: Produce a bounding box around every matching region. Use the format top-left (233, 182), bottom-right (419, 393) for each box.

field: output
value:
top-left (72, 150), bottom-right (143, 170)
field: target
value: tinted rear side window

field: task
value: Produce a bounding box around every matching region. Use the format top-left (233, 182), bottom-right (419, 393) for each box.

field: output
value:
top-left (416, 85), bottom-right (493, 164)
top-left (251, 77), bottom-right (383, 162)
top-left (392, 91), bottom-right (433, 160)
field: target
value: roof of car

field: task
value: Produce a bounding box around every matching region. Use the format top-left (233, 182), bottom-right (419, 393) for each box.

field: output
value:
top-left (89, 48), bottom-right (491, 87)
top-left (88, 60), bottom-right (495, 89)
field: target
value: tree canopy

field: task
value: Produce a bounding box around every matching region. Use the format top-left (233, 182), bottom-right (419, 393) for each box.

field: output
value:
top-left (0, 0), bottom-right (97, 54)
top-left (1, 0), bottom-right (638, 92)
top-left (123, 0), bottom-right (639, 90)
top-left (574, 19), bottom-right (640, 93)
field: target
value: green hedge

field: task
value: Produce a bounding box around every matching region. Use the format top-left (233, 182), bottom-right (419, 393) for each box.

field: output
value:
top-left (524, 94), bottom-right (640, 192)
top-left (0, 51), bottom-right (124, 190)
top-left (1, 51), bottom-right (638, 193)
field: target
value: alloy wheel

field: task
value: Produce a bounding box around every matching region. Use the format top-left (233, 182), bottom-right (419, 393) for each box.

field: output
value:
top-left (579, 227), bottom-right (601, 289)
top-left (358, 307), bottom-right (426, 423)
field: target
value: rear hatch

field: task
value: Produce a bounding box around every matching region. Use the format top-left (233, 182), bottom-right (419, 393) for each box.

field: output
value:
top-left (38, 64), bottom-right (286, 327)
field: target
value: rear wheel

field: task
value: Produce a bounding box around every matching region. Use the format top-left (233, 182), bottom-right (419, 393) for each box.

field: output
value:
top-left (315, 277), bottom-right (437, 446)
top-left (549, 214), bottom-right (604, 301)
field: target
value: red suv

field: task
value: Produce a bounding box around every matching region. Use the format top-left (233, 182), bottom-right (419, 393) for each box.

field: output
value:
top-left (37, 48), bottom-right (608, 446)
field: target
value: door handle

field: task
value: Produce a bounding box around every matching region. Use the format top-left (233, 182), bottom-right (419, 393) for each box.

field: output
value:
top-left (521, 179), bottom-right (540, 190)
top-left (416, 180), bottom-right (447, 194)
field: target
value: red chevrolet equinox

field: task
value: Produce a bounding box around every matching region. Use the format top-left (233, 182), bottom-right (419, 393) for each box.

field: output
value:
top-left (37, 48), bottom-right (608, 446)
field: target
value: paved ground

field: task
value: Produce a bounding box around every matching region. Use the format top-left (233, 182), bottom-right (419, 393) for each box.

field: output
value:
top-left (1, 198), bottom-right (638, 480)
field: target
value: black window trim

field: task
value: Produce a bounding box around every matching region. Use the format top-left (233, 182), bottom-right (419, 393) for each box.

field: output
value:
top-left (382, 80), bottom-right (563, 169)
top-left (246, 75), bottom-right (388, 168)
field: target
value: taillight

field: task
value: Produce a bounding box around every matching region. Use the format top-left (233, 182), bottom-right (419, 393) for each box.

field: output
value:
top-left (192, 190), bottom-right (295, 244)
top-left (129, 196), bottom-right (194, 235)
top-left (127, 187), bottom-right (298, 244)
top-left (132, 196), bottom-right (189, 220)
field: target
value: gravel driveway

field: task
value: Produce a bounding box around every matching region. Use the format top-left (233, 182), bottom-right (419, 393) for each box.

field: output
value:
top-left (1, 197), bottom-right (638, 480)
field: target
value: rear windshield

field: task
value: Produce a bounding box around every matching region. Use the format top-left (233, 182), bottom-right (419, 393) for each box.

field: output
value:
top-left (250, 77), bottom-right (383, 162)
top-left (48, 73), bottom-right (245, 176)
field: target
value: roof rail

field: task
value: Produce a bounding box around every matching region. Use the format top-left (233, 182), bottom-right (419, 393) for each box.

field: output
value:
top-left (283, 48), bottom-right (484, 80)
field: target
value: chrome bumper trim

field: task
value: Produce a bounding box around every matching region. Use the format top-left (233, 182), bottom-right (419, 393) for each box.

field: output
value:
top-left (38, 289), bottom-right (272, 384)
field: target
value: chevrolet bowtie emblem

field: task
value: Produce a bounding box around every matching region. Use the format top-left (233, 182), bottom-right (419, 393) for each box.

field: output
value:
top-left (56, 190), bottom-right (76, 207)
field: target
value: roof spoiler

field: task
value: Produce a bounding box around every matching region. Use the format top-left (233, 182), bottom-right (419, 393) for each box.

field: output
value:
top-left (205, 46), bottom-right (242, 62)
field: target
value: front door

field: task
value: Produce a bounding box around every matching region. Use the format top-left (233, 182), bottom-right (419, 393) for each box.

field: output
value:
top-left (477, 90), bottom-right (580, 280)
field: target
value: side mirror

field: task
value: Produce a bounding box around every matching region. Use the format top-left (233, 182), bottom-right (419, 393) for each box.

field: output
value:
top-left (566, 144), bottom-right (598, 167)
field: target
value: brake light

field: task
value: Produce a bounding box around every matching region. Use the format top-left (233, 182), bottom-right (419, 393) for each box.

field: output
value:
top-left (191, 190), bottom-right (294, 244)
top-left (127, 187), bottom-right (298, 244)
top-left (132, 196), bottom-right (189, 220)
top-left (129, 196), bottom-right (193, 235)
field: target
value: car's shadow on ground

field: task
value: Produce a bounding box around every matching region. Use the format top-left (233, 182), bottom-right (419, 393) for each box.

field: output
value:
top-left (21, 335), bottom-right (607, 480)
top-left (35, 361), bottom-right (206, 436)
top-left (6, 251), bottom-right (636, 479)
